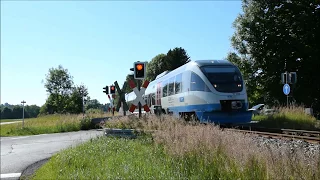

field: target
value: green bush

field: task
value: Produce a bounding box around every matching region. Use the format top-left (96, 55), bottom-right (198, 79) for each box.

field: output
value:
top-left (253, 105), bottom-right (319, 130)
top-left (79, 117), bottom-right (95, 130)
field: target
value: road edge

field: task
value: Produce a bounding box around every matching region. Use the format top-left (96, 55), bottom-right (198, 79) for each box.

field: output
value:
top-left (20, 157), bottom-right (51, 180)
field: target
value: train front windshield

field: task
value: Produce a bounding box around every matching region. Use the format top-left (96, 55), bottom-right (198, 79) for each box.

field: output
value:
top-left (201, 66), bottom-right (243, 93)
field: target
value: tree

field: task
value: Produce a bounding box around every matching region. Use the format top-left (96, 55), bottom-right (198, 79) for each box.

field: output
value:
top-left (25, 105), bottom-right (40, 118)
top-left (44, 65), bottom-right (73, 96)
top-left (1, 107), bottom-right (12, 119)
top-left (43, 65), bottom-right (74, 113)
top-left (12, 105), bottom-right (23, 119)
top-left (66, 84), bottom-right (89, 114)
top-left (85, 99), bottom-right (102, 110)
top-left (42, 65), bottom-right (90, 114)
top-left (165, 47), bottom-right (191, 70)
top-left (229, 0), bottom-right (320, 115)
top-left (146, 54), bottom-right (167, 81)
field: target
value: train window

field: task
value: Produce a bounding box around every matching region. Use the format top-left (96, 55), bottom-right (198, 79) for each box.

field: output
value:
top-left (151, 93), bottom-right (156, 105)
top-left (162, 80), bottom-right (168, 97)
top-left (168, 77), bottom-right (175, 96)
top-left (200, 66), bottom-right (243, 93)
top-left (190, 72), bottom-right (207, 91)
top-left (175, 73), bottom-right (182, 94)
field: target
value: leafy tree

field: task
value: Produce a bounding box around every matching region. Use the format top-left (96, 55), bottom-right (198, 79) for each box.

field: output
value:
top-left (146, 53), bottom-right (167, 81)
top-left (44, 65), bottom-right (73, 96)
top-left (43, 65), bottom-right (74, 113)
top-left (65, 84), bottom-right (89, 114)
top-left (12, 105), bottom-right (23, 119)
top-left (85, 99), bottom-right (102, 110)
top-left (165, 47), bottom-right (191, 70)
top-left (1, 107), bottom-right (12, 119)
top-left (228, 0), bottom-right (320, 115)
top-left (25, 105), bottom-right (40, 118)
top-left (42, 65), bottom-right (90, 114)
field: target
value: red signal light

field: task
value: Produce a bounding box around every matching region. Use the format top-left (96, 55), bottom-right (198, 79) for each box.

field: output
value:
top-left (136, 64), bottom-right (143, 71)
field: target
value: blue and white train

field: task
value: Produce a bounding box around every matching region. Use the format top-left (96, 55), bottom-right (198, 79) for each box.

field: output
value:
top-left (125, 60), bottom-right (252, 124)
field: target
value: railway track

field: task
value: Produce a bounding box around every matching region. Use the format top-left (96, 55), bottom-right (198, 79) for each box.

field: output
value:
top-left (226, 128), bottom-right (320, 144)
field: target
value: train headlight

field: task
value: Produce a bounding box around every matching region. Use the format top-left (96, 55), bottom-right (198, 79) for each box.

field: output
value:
top-left (214, 84), bottom-right (217, 88)
top-left (237, 84), bottom-right (242, 87)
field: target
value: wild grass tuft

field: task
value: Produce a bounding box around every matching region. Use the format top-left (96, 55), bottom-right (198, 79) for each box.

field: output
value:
top-left (253, 105), bottom-right (319, 130)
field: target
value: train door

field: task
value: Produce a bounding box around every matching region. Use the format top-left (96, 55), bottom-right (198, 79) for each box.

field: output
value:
top-left (156, 82), bottom-right (162, 105)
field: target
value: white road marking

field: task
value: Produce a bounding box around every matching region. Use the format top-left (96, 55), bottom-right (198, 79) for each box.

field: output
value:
top-left (33, 134), bottom-right (49, 136)
top-left (9, 136), bottom-right (30, 140)
top-left (0, 173), bottom-right (21, 178)
top-left (0, 136), bottom-right (30, 141)
top-left (0, 121), bottom-right (21, 125)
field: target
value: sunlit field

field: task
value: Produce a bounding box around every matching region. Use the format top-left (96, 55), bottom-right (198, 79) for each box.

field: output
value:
top-left (32, 114), bottom-right (320, 180)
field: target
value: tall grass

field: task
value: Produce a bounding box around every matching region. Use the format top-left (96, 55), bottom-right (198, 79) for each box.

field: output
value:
top-left (33, 114), bottom-right (320, 179)
top-left (0, 113), bottom-right (106, 136)
top-left (253, 105), bottom-right (319, 130)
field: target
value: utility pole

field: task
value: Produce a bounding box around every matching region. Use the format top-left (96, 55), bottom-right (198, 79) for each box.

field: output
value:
top-left (82, 95), bottom-right (85, 118)
top-left (21, 100), bottom-right (26, 128)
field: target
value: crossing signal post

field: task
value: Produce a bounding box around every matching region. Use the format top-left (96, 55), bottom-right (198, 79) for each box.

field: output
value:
top-left (131, 61), bottom-right (148, 118)
top-left (103, 86), bottom-right (109, 94)
top-left (110, 85), bottom-right (116, 116)
top-left (281, 72), bottom-right (297, 107)
top-left (110, 85), bottom-right (116, 95)
top-left (134, 62), bottom-right (146, 80)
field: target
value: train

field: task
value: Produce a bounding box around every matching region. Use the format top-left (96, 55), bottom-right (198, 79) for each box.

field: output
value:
top-left (125, 60), bottom-right (253, 125)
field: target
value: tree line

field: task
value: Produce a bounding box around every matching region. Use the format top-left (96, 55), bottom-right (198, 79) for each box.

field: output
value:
top-left (0, 103), bottom-right (40, 119)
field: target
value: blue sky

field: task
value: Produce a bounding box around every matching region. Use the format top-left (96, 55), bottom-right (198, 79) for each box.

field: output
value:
top-left (1, 1), bottom-right (242, 106)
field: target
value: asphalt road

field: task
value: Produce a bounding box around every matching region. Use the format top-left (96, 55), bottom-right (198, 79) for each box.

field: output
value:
top-left (1, 130), bottom-right (104, 180)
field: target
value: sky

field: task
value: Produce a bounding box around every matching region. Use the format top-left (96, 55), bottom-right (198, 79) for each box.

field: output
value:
top-left (1, 1), bottom-right (243, 107)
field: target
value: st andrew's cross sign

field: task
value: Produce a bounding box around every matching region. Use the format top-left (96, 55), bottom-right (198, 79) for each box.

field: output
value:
top-left (128, 79), bottom-right (150, 113)
top-left (114, 81), bottom-right (129, 113)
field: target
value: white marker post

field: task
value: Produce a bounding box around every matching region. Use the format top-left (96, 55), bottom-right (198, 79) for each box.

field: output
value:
top-left (21, 100), bottom-right (26, 128)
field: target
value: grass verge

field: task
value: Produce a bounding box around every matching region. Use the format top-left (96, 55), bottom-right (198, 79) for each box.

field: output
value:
top-left (32, 135), bottom-right (266, 180)
top-left (0, 113), bottom-right (107, 136)
top-left (252, 105), bottom-right (320, 130)
top-left (32, 115), bottom-right (320, 180)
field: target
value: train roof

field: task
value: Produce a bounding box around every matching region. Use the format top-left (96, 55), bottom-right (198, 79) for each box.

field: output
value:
top-left (194, 60), bottom-right (234, 67)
